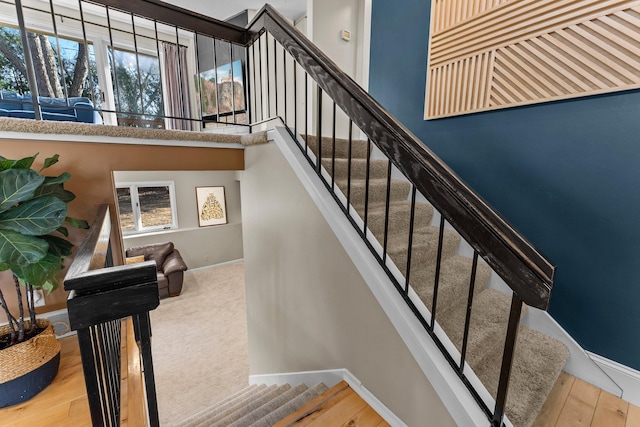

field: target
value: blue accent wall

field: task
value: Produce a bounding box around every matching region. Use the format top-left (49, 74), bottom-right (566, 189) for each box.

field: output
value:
top-left (369, 0), bottom-right (640, 370)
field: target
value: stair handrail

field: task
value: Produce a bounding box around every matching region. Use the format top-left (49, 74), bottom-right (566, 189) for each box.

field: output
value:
top-left (64, 204), bottom-right (160, 426)
top-left (246, 4), bottom-right (555, 311)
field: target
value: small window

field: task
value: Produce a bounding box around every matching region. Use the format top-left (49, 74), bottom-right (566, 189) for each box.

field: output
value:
top-left (116, 182), bottom-right (177, 234)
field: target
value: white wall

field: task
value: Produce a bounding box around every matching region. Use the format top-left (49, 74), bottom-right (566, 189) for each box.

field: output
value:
top-left (114, 170), bottom-right (243, 269)
top-left (304, 0), bottom-right (371, 138)
top-left (240, 141), bottom-right (455, 426)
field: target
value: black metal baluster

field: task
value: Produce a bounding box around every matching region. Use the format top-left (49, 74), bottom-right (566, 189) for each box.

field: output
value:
top-left (96, 324), bottom-right (117, 425)
top-left (304, 73), bottom-right (308, 150)
top-left (430, 215), bottom-right (446, 331)
top-left (346, 120), bottom-right (353, 214)
top-left (15, 0), bottom-right (41, 119)
top-left (257, 35), bottom-right (264, 121)
top-left (212, 38), bottom-right (220, 123)
top-left (90, 326), bottom-right (109, 426)
top-left (405, 186), bottom-right (417, 294)
top-left (193, 32), bottom-right (203, 127)
top-left (77, 328), bottom-right (104, 426)
top-left (174, 26), bottom-right (185, 127)
top-left (130, 13), bottom-right (146, 117)
top-left (48, 0), bottom-right (69, 106)
top-left (363, 139), bottom-right (372, 235)
top-left (106, 7), bottom-right (121, 118)
top-left (273, 37), bottom-right (278, 117)
top-left (246, 45), bottom-right (253, 126)
top-left (283, 48), bottom-right (288, 125)
top-left (383, 159), bottom-right (393, 262)
top-left (265, 34), bottom-right (271, 118)
top-left (154, 21), bottom-right (166, 125)
top-left (316, 86), bottom-right (322, 174)
top-left (331, 102), bottom-right (336, 189)
top-left (104, 323), bottom-right (117, 424)
top-left (134, 312), bottom-right (159, 427)
top-left (77, 1), bottom-right (96, 109)
top-left (492, 295), bottom-right (522, 426)
top-left (230, 43), bottom-right (236, 124)
top-left (293, 62), bottom-right (297, 138)
top-left (460, 251), bottom-right (479, 373)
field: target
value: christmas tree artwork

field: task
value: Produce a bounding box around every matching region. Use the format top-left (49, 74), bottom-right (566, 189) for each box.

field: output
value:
top-left (200, 193), bottom-right (225, 220)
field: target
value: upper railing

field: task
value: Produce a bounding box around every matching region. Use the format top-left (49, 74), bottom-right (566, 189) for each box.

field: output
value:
top-left (3, 0), bottom-right (250, 130)
top-left (246, 5), bottom-right (554, 310)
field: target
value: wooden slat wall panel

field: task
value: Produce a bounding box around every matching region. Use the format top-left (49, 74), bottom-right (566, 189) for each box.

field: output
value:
top-left (426, 0), bottom-right (640, 119)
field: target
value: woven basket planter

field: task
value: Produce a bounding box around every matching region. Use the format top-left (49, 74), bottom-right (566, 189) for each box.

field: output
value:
top-left (0, 318), bottom-right (61, 408)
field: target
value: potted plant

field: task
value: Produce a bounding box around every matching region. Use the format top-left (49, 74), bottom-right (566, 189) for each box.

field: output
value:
top-left (0, 153), bottom-right (88, 408)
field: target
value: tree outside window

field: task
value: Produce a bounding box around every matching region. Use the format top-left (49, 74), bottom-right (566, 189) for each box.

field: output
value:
top-left (109, 48), bottom-right (164, 128)
top-left (0, 26), bottom-right (99, 105)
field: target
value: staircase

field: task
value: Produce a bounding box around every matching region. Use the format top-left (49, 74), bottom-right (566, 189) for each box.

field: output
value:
top-left (305, 135), bottom-right (570, 427)
top-left (177, 381), bottom-right (389, 427)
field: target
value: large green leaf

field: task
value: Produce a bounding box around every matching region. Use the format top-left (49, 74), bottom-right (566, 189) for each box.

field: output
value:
top-left (0, 196), bottom-right (67, 236)
top-left (40, 154), bottom-right (59, 172)
top-left (41, 235), bottom-right (73, 257)
top-left (14, 154), bottom-right (38, 170)
top-left (66, 216), bottom-right (90, 229)
top-left (0, 169), bottom-right (45, 213)
top-left (0, 159), bottom-right (16, 172)
top-left (33, 182), bottom-right (76, 202)
top-left (0, 229), bottom-right (48, 267)
top-left (42, 172), bottom-right (70, 186)
top-left (12, 251), bottom-right (61, 290)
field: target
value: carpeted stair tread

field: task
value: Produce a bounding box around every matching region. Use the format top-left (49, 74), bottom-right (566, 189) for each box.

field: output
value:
top-left (226, 383), bottom-right (309, 427)
top-left (436, 288), bottom-right (528, 369)
top-left (196, 384), bottom-right (279, 426)
top-left (209, 384), bottom-right (293, 427)
top-left (250, 382), bottom-right (330, 427)
top-left (386, 225), bottom-right (461, 271)
top-left (335, 178), bottom-right (411, 208)
top-left (357, 201), bottom-right (434, 244)
top-left (474, 326), bottom-right (569, 427)
top-left (322, 157), bottom-right (389, 180)
top-left (409, 254), bottom-right (492, 316)
top-left (305, 134), bottom-right (369, 159)
top-left (208, 384), bottom-right (259, 412)
top-left (177, 384), bottom-right (268, 427)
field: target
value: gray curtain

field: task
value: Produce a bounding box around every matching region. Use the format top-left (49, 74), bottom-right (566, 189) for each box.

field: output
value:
top-left (162, 42), bottom-right (193, 131)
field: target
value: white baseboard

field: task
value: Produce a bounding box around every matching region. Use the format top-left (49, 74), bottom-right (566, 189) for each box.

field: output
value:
top-left (588, 352), bottom-right (640, 407)
top-left (249, 368), bottom-right (407, 427)
top-left (186, 258), bottom-right (244, 272)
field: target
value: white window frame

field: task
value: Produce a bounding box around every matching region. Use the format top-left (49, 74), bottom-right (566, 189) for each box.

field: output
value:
top-left (116, 180), bottom-right (178, 235)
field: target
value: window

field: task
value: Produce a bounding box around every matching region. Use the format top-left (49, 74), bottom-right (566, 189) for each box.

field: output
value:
top-left (116, 182), bottom-right (177, 234)
top-left (109, 47), bottom-right (164, 128)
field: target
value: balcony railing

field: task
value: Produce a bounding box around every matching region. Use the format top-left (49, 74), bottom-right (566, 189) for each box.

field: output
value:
top-left (1, 0), bottom-right (249, 130)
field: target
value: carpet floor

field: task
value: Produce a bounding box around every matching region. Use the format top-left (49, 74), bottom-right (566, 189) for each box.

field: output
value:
top-left (150, 261), bottom-right (249, 426)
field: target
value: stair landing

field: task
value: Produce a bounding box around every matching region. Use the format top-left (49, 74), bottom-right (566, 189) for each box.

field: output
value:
top-left (274, 380), bottom-right (389, 427)
top-left (534, 372), bottom-right (640, 427)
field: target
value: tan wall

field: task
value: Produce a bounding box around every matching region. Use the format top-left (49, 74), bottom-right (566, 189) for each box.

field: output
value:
top-left (0, 138), bottom-right (243, 316)
top-left (240, 142), bottom-right (455, 426)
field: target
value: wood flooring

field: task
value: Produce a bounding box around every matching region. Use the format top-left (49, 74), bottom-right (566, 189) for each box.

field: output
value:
top-left (534, 372), bottom-right (640, 427)
top-left (274, 381), bottom-right (390, 427)
top-left (1, 335), bottom-right (639, 427)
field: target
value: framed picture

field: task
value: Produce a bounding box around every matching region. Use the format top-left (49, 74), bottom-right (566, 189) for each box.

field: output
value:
top-left (196, 186), bottom-right (227, 227)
